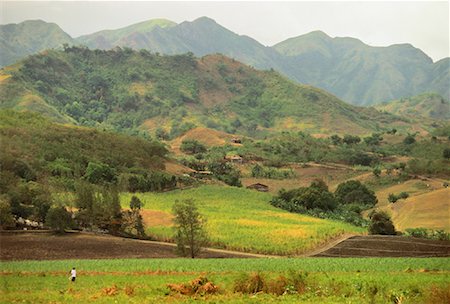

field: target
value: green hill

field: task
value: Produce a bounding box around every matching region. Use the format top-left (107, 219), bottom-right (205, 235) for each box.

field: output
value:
top-left (0, 20), bottom-right (74, 67)
top-left (1, 18), bottom-right (447, 106)
top-left (375, 93), bottom-right (450, 120)
top-left (76, 19), bottom-right (176, 50)
top-left (0, 46), bottom-right (404, 137)
top-left (0, 110), bottom-right (169, 191)
top-left (76, 18), bottom-right (449, 105)
top-left (274, 31), bottom-right (448, 105)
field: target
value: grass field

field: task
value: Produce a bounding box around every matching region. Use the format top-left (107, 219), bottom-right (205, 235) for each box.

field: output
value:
top-left (1, 258), bottom-right (449, 303)
top-left (120, 186), bottom-right (365, 255)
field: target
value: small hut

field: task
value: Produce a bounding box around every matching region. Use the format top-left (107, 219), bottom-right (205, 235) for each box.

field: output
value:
top-left (246, 183), bottom-right (269, 192)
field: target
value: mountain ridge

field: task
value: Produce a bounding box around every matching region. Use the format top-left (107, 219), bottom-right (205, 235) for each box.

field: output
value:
top-left (1, 17), bottom-right (448, 106)
top-left (0, 47), bottom-right (411, 137)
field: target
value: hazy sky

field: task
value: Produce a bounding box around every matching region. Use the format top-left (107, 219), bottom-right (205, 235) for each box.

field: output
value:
top-left (1, 1), bottom-right (449, 61)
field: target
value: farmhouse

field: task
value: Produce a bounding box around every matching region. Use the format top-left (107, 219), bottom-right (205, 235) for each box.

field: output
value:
top-left (246, 183), bottom-right (269, 192)
top-left (225, 155), bottom-right (243, 164)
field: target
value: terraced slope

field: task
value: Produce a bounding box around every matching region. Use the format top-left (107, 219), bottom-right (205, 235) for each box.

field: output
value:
top-left (314, 235), bottom-right (450, 257)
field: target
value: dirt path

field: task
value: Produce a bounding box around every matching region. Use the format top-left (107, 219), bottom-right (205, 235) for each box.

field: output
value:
top-left (132, 238), bottom-right (281, 258)
top-left (299, 233), bottom-right (357, 257)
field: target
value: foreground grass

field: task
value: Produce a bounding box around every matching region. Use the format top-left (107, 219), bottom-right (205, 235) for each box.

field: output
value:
top-left (1, 258), bottom-right (449, 304)
top-left (121, 185), bottom-right (364, 255)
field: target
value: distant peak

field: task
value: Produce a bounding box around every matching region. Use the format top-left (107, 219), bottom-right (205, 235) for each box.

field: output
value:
top-left (307, 30), bottom-right (329, 37)
top-left (192, 16), bottom-right (217, 24)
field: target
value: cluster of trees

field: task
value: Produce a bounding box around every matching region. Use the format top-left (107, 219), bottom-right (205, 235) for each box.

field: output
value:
top-left (270, 179), bottom-right (377, 226)
top-left (388, 192), bottom-right (409, 203)
top-left (15, 47), bottom-right (200, 133)
top-left (180, 139), bottom-right (207, 154)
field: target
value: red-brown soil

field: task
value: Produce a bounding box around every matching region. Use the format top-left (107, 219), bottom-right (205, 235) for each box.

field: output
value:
top-left (314, 235), bottom-right (450, 257)
top-left (0, 232), bottom-right (258, 261)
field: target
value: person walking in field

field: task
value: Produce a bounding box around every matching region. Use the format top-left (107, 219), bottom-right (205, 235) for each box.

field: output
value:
top-left (70, 267), bottom-right (76, 282)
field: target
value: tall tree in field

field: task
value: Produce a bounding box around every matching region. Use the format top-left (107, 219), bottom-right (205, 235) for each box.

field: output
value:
top-left (172, 199), bottom-right (208, 258)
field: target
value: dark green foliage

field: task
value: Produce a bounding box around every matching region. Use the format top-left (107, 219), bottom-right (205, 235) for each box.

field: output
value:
top-left (6, 181), bottom-right (52, 222)
top-left (126, 172), bottom-right (177, 192)
top-left (129, 195), bottom-right (144, 211)
top-left (330, 134), bottom-right (342, 145)
top-left (404, 228), bottom-right (450, 241)
top-left (172, 199), bottom-right (208, 258)
top-left (443, 148), bottom-right (450, 159)
top-left (74, 182), bottom-right (122, 232)
top-left (208, 161), bottom-right (242, 187)
top-left (364, 133), bottom-right (383, 146)
top-left (388, 193), bottom-right (398, 204)
top-left (343, 135), bottom-right (361, 145)
top-left (0, 198), bottom-right (15, 229)
top-left (388, 192), bottom-right (409, 203)
top-left (334, 180), bottom-right (378, 207)
top-left (122, 195), bottom-right (145, 237)
top-left (45, 206), bottom-right (73, 233)
top-left (368, 211), bottom-right (396, 235)
top-left (84, 162), bottom-right (117, 185)
top-left (403, 134), bottom-right (416, 145)
top-left (270, 179), bottom-right (372, 227)
top-left (180, 139), bottom-right (207, 154)
top-left (271, 180), bottom-right (336, 212)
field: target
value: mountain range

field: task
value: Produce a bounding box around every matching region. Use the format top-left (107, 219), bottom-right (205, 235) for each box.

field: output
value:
top-left (1, 17), bottom-right (448, 106)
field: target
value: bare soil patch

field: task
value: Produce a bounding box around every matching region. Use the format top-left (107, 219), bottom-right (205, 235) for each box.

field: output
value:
top-left (0, 232), bottom-right (256, 261)
top-left (314, 235), bottom-right (450, 257)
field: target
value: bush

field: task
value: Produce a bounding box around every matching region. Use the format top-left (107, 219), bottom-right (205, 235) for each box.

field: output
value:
top-left (180, 139), bottom-right (207, 154)
top-left (84, 162), bottom-right (117, 185)
top-left (45, 206), bottom-right (72, 233)
top-left (335, 180), bottom-right (378, 207)
top-left (368, 210), bottom-right (396, 235)
top-left (404, 228), bottom-right (450, 241)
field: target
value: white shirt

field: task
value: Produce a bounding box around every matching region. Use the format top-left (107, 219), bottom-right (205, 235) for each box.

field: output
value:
top-left (71, 269), bottom-right (76, 278)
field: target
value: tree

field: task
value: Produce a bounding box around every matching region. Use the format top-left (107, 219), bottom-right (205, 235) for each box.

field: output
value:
top-left (364, 133), bottom-right (383, 146)
top-left (388, 193), bottom-right (398, 204)
top-left (0, 198), bottom-right (15, 229)
top-left (334, 180), bottom-right (378, 207)
top-left (330, 135), bottom-right (342, 145)
top-left (172, 199), bottom-right (208, 258)
top-left (84, 162), bottom-right (117, 185)
top-left (443, 148), bottom-right (450, 160)
top-left (343, 135), bottom-right (361, 145)
top-left (123, 195), bottom-right (146, 237)
top-left (403, 134), bottom-right (416, 145)
top-left (45, 206), bottom-right (72, 233)
top-left (180, 139), bottom-right (207, 154)
top-left (368, 210), bottom-right (396, 235)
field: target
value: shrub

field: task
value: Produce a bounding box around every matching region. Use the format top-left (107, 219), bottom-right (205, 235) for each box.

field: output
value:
top-left (180, 139), bottom-right (207, 154)
top-left (368, 210), bottom-right (396, 235)
top-left (335, 180), bottom-right (378, 207)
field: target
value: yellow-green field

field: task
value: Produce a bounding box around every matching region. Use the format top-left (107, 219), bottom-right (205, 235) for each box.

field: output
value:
top-left (1, 258), bottom-right (449, 304)
top-left (121, 186), bottom-right (364, 255)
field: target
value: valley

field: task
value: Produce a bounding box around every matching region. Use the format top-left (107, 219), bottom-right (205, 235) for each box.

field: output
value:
top-left (1, 8), bottom-right (449, 303)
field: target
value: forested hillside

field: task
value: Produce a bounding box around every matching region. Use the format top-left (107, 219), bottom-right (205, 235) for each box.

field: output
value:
top-left (1, 18), bottom-right (447, 106)
top-left (0, 46), bottom-right (405, 138)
